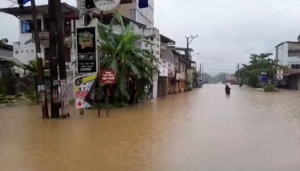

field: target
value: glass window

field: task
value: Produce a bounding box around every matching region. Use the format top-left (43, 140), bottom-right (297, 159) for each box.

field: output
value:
top-left (21, 19), bottom-right (41, 33)
top-left (291, 64), bottom-right (300, 69)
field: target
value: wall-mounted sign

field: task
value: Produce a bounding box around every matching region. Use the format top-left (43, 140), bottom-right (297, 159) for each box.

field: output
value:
top-left (159, 60), bottom-right (168, 77)
top-left (100, 70), bottom-right (116, 84)
top-left (168, 63), bottom-right (174, 77)
top-left (77, 27), bottom-right (96, 73)
top-left (93, 0), bottom-right (121, 11)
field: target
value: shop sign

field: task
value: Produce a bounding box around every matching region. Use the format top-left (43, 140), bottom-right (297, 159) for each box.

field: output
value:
top-left (77, 27), bottom-right (96, 73)
top-left (93, 0), bottom-right (121, 12)
top-left (100, 70), bottom-right (116, 84)
top-left (168, 63), bottom-right (174, 77)
top-left (159, 60), bottom-right (168, 77)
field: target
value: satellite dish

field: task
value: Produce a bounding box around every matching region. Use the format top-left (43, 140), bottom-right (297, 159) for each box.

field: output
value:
top-left (80, 12), bottom-right (93, 26)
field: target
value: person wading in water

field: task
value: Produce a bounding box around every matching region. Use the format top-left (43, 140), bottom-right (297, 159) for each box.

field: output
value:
top-left (225, 84), bottom-right (231, 95)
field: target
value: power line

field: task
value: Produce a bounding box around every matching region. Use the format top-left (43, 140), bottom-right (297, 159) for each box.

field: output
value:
top-left (196, 3), bottom-right (300, 42)
top-left (0, 3), bottom-right (15, 21)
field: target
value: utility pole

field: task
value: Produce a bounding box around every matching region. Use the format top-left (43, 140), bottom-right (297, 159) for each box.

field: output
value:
top-left (185, 35), bottom-right (198, 91)
top-left (54, 0), bottom-right (69, 118)
top-left (30, 0), bottom-right (49, 118)
top-left (237, 63), bottom-right (242, 86)
top-left (199, 63), bottom-right (202, 81)
top-left (48, 0), bottom-right (60, 118)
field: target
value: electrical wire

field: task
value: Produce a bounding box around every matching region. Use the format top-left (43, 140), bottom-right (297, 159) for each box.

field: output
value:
top-left (196, 2), bottom-right (300, 42)
top-left (0, 3), bottom-right (15, 21)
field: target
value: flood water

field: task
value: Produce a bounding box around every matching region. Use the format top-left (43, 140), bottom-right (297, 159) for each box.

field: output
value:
top-left (1, 85), bottom-right (300, 171)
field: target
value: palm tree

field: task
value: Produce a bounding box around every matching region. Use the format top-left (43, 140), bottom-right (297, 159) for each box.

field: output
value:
top-left (98, 12), bottom-right (159, 105)
top-left (26, 60), bottom-right (43, 103)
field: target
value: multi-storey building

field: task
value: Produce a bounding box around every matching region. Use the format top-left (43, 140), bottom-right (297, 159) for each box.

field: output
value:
top-left (0, 3), bottom-right (77, 83)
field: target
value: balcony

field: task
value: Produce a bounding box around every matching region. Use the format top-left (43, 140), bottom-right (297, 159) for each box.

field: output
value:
top-left (32, 30), bottom-right (49, 44)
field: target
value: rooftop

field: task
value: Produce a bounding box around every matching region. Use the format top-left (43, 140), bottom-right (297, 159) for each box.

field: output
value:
top-left (0, 3), bottom-right (77, 17)
top-left (275, 41), bottom-right (300, 48)
top-left (0, 44), bottom-right (13, 51)
top-left (160, 34), bottom-right (176, 44)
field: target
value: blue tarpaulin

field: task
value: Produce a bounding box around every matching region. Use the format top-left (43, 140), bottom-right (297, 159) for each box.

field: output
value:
top-left (138, 0), bottom-right (148, 8)
top-left (18, 0), bottom-right (32, 9)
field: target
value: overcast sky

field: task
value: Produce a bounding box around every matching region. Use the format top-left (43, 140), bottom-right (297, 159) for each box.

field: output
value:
top-left (1, 0), bottom-right (300, 75)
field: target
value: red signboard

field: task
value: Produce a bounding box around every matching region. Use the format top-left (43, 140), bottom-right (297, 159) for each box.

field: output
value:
top-left (100, 70), bottom-right (116, 84)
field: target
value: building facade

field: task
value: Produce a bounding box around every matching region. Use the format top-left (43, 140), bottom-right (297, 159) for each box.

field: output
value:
top-left (0, 3), bottom-right (77, 83)
top-left (275, 41), bottom-right (300, 90)
top-left (116, 0), bottom-right (154, 27)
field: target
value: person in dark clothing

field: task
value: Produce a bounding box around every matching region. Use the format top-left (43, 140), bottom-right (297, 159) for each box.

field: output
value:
top-left (225, 84), bottom-right (231, 95)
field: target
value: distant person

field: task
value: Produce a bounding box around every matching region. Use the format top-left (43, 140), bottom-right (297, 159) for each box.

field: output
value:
top-left (225, 84), bottom-right (231, 95)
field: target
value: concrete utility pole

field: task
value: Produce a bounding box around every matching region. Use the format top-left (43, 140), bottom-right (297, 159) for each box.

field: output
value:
top-left (185, 35), bottom-right (198, 90)
top-left (48, 0), bottom-right (60, 118)
top-left (48, 0), bottom-right (69, 118)
top-left (30, 0), bottom-right (49, 118)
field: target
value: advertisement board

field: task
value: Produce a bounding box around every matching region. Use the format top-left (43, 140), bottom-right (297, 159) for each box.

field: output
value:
top-left (77, 27), bottom-right (97, 73)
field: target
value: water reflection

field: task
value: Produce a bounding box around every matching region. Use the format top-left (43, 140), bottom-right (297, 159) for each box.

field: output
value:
top-left (1, 85), bottom-right (300, 171)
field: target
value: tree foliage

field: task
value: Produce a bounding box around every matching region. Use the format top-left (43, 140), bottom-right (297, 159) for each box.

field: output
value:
top-left (235, 53), bottom-right (286, 87)
top-left (98, 12), bottom-right (159, 105)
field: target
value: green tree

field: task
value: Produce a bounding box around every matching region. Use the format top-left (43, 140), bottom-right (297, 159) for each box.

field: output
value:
top-left (98, 12), bottom-right (159, 105)
top-left (235, 53), bottom-right (286, 87)
top-left (25, 60), bottom-right (44, 103)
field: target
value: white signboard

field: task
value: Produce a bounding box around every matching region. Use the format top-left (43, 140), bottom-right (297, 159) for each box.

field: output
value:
top-left (159, 60), bottom-right (168, 77)
top-left (277, 75), bottom-right (283, 81)
top-left (93, 0), bottom-right (121, 11)
top-left (277, 70), bottom-right (283, 75)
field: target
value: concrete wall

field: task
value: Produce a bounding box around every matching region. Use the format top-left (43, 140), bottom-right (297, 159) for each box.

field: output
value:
top-left (0, 49), bottom-right (13, 57)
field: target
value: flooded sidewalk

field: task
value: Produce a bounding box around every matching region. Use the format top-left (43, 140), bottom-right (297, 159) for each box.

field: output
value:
top-left (1, 85), bottom-right (300, 171)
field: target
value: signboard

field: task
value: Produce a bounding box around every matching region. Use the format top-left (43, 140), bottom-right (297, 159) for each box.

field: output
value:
top-left (168, 63), bottom-right (174, 78)
top-left (159, 60), bottom-right (168, 77)
top-left (100, 70), bottom-right (116, 84)
top-left (74, 73), bottom-right (97, 109)
top-left (277, 70), bottom-right (283, 81)
top-left (93, 0), bottom-right (120, 11)
top-left (277, 70), bottom-right (283, 75)
top-left (60, 79), bottom-right (69, 115)
top-left (261, 72), bottom-right (268, 85)
top-left (77, 27), bottom-right (96, 73)
top-left (277, 75), bottom-right (283, 81)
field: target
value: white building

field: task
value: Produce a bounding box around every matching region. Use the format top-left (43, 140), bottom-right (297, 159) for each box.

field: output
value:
top-left (275, 41), bottom-right (300, 90)
top-left (275, 41), bottom-right (300, 68)
top-left (0, 3), bottom-right (77, 84)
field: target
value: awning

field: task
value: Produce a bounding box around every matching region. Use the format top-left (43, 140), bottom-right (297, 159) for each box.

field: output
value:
top-left (0, 56), bottom-right (26, 69)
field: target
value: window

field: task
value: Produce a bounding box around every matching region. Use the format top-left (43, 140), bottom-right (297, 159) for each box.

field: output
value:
top-left (291, 64), bottom-right (300, 69)
top-left (21, 19), bottom-right (42, 33)
top-left (156, 51), bottom-right (159, 55)
top-left (157, 37), bottom-right (160, 41)
top-left (145, 43), bottom-right (148, 47)
top-left (288, 51), bottom-right (300, 57)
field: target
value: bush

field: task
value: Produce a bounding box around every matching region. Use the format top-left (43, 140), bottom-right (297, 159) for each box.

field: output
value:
top-left (263, 85), bottom-right (279, 92)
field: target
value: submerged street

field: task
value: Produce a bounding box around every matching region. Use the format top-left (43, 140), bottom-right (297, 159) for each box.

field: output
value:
top-left (1, 85), bottom-right (300, 171)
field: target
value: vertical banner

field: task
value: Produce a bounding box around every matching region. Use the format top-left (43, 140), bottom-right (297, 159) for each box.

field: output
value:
top-left (74, 73), bottom-right (97, 109)
top-left (76, 27), bottom-right (96, 73)
top-left (60, 79), bottom-right (69, 115)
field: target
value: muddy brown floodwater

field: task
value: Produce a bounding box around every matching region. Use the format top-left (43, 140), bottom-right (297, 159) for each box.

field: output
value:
top-left (1, 85), bottom-right (300, 171)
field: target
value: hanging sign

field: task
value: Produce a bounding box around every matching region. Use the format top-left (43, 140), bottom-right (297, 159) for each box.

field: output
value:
top-left (100, 70), bottom-right (116, 84)
top-left (74, 73), bottom-right (97, 109)
top-left (93, 0), bottom-right (121, 12)
top-left (77, 27), bottom-right (96, 73)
